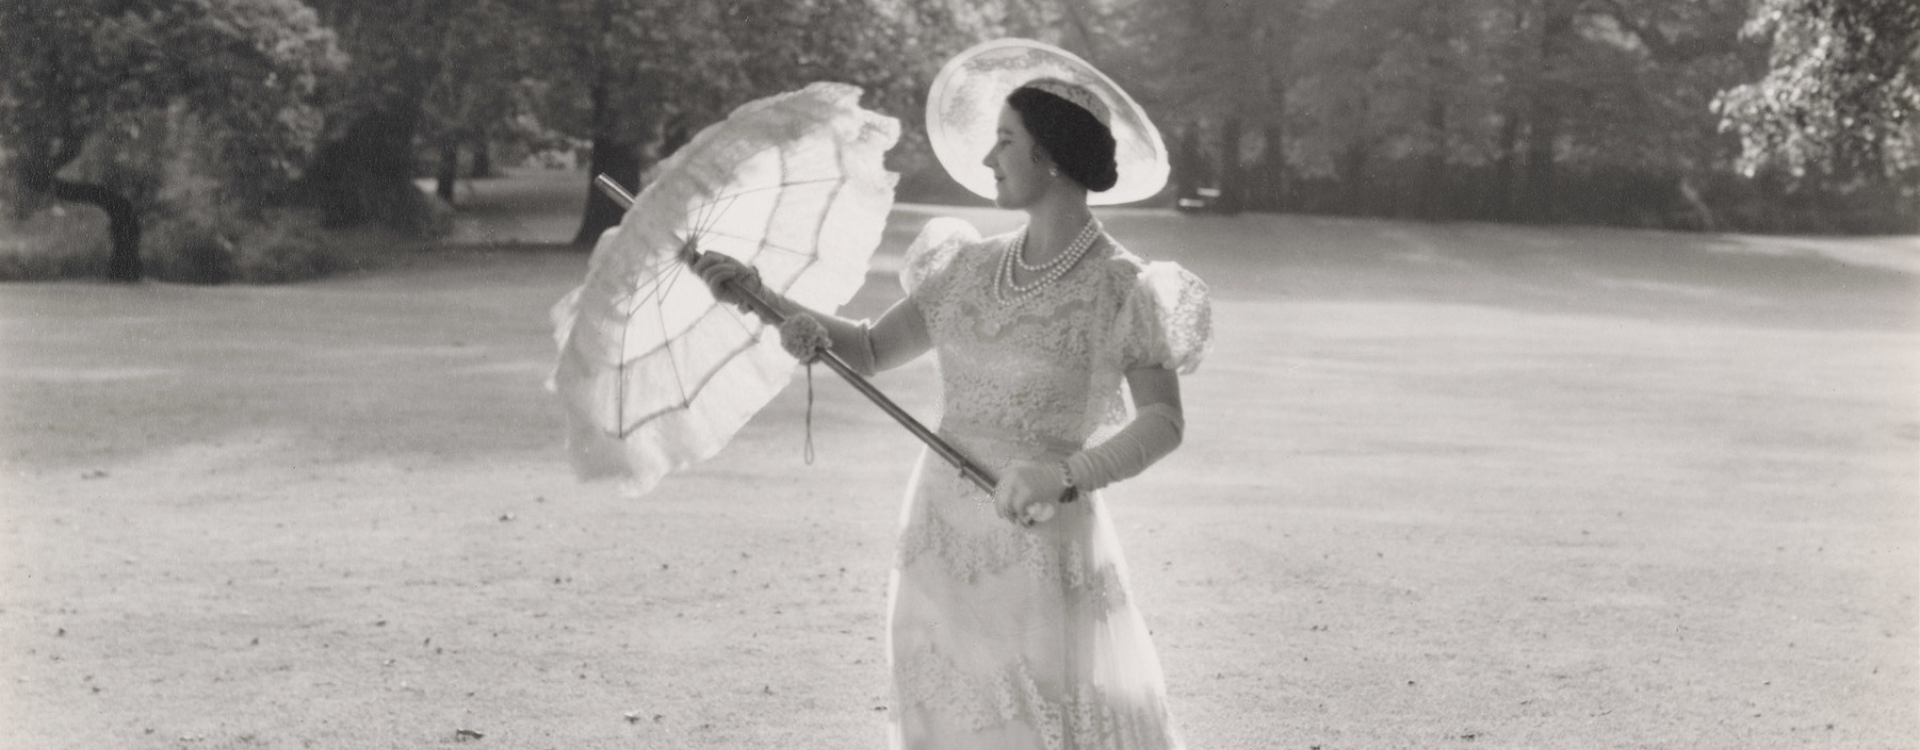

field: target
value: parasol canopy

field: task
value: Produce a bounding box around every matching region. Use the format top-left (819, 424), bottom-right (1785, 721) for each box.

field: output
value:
top-left (548, 82), bottom-right (900, 496)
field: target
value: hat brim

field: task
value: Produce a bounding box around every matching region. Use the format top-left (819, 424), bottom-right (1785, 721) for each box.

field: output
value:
top-left (927, 39), bottom-right (1169, 206)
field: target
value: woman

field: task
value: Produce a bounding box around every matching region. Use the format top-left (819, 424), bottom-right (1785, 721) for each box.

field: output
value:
top-left (695, 40), bottom-right (1210, 750)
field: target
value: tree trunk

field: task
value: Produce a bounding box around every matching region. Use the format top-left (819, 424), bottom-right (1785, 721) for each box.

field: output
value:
top-left (1422, 96), bottom-right (1447, 220)
top-left (1678, 175), bottom-right (1717, 231)
top-left (1254, 0), bottom-right (1296, 212)
top-left (1522, 111), bottom-right (1559, 221)
top-left (573, 75), bottom-right (651, 246)
top-left (1493, 113), bottom-right (1519, 220)
top-left (573, 136), bottom-right (642, 246)
top-left (51, 179), bottom-right (142, 282)
top-left (1256, 27), bottom-right (1290, 214)
top-left (470, 138), bottom-right (493, 178)
top-left (1522, 0), bottom-right (1575, 222)
top-left (1216, 115), bottom-right (1245, 215)
top-left (659, 118), bottom-right (692, 162)
top-left (1247, 125), bottom-right (1286, 212)
top-left (1341, 140), bottom-right (1370, 214)
top-left (435, 141), bottom-right (458, 203)
top-left (1173, 123), bottom-right (1210, 205)
top-left (303, 102), bottom-right (433, 231)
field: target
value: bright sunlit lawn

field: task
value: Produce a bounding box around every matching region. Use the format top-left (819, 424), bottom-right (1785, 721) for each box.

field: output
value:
top-left (2, 170), bottom-right (1915, 749)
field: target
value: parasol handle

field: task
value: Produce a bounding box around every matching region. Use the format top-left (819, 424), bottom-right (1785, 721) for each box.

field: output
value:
top-left (592, 174), bottom-right (1008, 497)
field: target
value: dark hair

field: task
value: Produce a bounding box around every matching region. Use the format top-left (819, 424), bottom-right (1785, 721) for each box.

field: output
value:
top-left (1006, 86), bottom-right (1119, 192)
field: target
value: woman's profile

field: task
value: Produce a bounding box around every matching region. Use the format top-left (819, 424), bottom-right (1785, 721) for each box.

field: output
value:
top-left (695, 38), bottom-right (1212, 750)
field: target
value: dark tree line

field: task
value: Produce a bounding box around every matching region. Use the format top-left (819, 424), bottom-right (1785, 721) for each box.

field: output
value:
top-left (1126, 0), bottom-right (1914, 231)
top-left (1, 0), bottom-right (969, 281)
top-left (1, 0), bottom-right (1914, 281)
top-left (295, 0), bottom-right (966, 245)
top-left (0, 0), bottom-right (344, 281)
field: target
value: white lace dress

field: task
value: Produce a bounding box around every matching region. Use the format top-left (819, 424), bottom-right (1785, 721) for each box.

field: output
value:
top-left (885, 218), bottom-right (1211, 750)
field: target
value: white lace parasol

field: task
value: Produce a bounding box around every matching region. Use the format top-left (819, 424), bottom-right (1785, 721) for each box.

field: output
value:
top-left (548, 82), bottom-right (900, 496)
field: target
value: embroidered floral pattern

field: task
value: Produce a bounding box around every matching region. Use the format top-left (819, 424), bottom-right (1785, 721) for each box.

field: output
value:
top-left (900, 222), bottom-right (1211, 450)
top-left (896, 503), bottom-right (1047, 583)
top-left (895, 506), bottom-right (1131, 612)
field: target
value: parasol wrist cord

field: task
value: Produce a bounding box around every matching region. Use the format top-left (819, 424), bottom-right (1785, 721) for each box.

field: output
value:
top-left (804, 313), bottom-right (878, 377)
top-left (1063, 402), bottom-right (1184, 491)
top-left (749, 287), bottom-right (879, 378)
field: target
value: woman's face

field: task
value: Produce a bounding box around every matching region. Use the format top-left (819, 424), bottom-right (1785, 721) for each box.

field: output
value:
top-left (982, 104), bottom-right (1049, 209)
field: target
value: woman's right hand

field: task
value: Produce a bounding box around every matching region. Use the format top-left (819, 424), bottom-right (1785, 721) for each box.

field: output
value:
top-left (690, 251), bottom-right (764, 312)
top-left (993, 459), bottom-right (1066, 527)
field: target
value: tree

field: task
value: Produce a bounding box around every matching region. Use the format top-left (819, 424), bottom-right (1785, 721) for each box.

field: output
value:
top-left (1284, 0), bottom-right (1481, 216)
top-left (1282, 0), bottom-right (1745, 224)
top-left (1134, 0), bottom-right (1307, 212)
top-left (0, 0), bottom-right (344, 281)
top-left (1713, 0), bottom-right (1920, 184)
top-left (299, 0), bottom-right (463, 231)
top-left (519, 0), bottom-right (728, 245)
top-left (527, 0), bottom-right (956, 246)
top-left (1111, 0), bottom-right (1892, 230)
top-left (418, 0), bottom-right (528, 204)
top-left (1559, 0), bottom-right (1748, 226)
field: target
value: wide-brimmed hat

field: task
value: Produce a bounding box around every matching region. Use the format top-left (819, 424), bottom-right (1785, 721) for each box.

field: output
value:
top-left (927, 38), bottom-right (1169, 206)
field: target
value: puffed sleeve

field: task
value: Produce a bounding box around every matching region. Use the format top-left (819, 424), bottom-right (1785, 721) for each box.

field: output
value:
top-left (1116, 261), bottom-right (1213, 374)
top-left (898, 217), bottom-right (978, 297)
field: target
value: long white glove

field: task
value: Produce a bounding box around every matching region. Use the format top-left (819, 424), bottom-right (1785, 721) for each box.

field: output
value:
top-left (790, 313), bottom-right (877, 376)
top-left (692, 251), bottom-right (878, 376)
top-left (995, 402), bottom-right (1185, 527)
top-left (1064, 402), bottom-right (1185, 492)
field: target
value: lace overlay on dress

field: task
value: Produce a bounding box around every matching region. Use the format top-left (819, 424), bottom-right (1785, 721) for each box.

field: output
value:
top-left (897, 218), bottom-right (1211, 452)
top-left (897, 644), bottom-right (1176, 750)
top-left (896, 505), bottom-right (1131, 612)
top-left (885, 218), bottom-right (1210, 750)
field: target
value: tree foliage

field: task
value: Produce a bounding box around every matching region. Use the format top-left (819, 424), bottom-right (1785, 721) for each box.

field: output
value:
top-left (297, 0), bottom-right (465, 230)
top-left (0, 0), bottom-right (345, 280)
top-left (1713, 0), bottom-right (1920, 183)
top-left (520, 0), bottom-right (970, 244)
top-left (1121, 0), bottom-right (1812, 228)
top-left (418, 0), bottom-right (530, 200)
top-left (10, 0), bottom-right (1907, 285)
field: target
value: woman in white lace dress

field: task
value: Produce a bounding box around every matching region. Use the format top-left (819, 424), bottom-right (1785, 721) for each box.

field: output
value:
top-left (696, 40), bottom-right (1211, 750)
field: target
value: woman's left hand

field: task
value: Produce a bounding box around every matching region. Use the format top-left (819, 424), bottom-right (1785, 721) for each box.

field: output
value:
top-left (993, 460), bottom-right (1069, 527)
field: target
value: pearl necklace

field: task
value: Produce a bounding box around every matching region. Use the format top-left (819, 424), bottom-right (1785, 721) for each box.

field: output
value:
top-left (1014, 215), bottom-right (1097, 272)
top-left (996, 217), bottom-right (1100, 306)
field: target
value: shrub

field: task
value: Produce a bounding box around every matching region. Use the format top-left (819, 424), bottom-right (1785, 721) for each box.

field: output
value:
top-left (144, 216), bottom-right (238, 283)
top-left (0, 204), bottom-right (111, 281)
top-left (0, 201), bottom-right (404, 284)
top-left (144, 208), bottom-right (394, 284)
top-left (232, 209), bottom-right (345, 283)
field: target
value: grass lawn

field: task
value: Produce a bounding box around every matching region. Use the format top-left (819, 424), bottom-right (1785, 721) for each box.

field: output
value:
top-left (1, 172), bottom-right (1915, 749)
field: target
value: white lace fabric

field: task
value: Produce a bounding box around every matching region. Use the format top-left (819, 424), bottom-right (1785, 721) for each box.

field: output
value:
top-left (882, 218), bottom-right (1211, 750)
